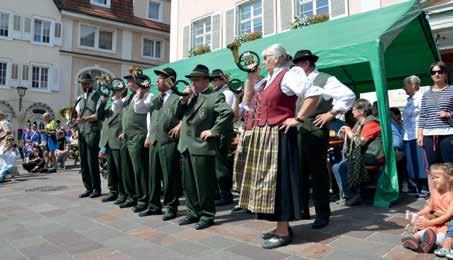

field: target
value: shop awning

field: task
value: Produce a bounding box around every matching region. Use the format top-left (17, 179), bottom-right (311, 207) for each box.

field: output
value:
top-left (144, 0), bottom-right (439, 208)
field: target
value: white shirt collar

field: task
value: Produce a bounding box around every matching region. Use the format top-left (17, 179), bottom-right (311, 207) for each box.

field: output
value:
top-left (265, 66), bottom-right (288, 87)
top-left (307, 69), bottom-right (319, 82)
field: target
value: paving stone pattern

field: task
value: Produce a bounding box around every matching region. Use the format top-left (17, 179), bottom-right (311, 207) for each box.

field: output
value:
top-left (0, 164), bottom-right (436, 259)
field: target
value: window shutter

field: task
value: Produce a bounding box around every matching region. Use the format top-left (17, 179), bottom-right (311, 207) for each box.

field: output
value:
top-left (22, 64), bottom-right (31, 88)
top-left (211, 14), bottom-right (221, 50)
top-left (12, 15), bottom-right (22, 39)
top-left (224, 8), bottom-right (235, 45)
top-left (22, 17), bottom-right (32, 41)
top-left (330, 0), bottom-right (347, 18)
top-left (53, 22), bottom-right (62, 46)
top-left (262, 0), bottom-right (275, 36)
top-left (280, 0), bottom-right (293, 31)
top-left (182, 25), bottom-right (190, 58)
top-left (49, 66), bottom-right (60, 91)
top-left (9, 63), bottom-right (19, 87)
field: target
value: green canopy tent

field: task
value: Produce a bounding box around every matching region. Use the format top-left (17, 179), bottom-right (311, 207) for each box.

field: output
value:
top-left (143, 0), bottom-right (439, 208)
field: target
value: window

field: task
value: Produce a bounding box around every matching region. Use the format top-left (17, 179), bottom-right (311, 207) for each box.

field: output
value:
top-left (90, 0), bottom-right (111, 8)
top-left (13, 15), bottom-right (21, 31)
top-left (238, 0), bottom-right (262, 35)
top-left (0, 12), bottom-right (10, 37)
top-left (143, 38), bottom-right (162, 59)
top-left (296, 0), bottom-right (330, 18)
top-left (148, 0), bottom-right (161, 21)
top-left (79, 24), bottom-right (114, 51)
top-left (0, 62), bottom-right (6, 85)
top-left (192, 17), bottom-right (211, 49)
top-left (32, 66), bottom-right (49, 89)
top-left (33, 19), bottom-right (51, 43)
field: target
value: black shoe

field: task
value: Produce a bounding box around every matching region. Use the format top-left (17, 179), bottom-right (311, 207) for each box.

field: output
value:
top-left (262, 233), bottom-right (293, 249)
top-left (114, 197), bottom-right (126, 205)
top-left (101, 194), bottom-right (117, 203)
top-left (178, 215), bottom-right (199, 226)
top-left (215, 197), bottom-right (234, 207)
top-left (345, 193), bottom-right (362, 206)
top-left (301, 211), bottom-right (311, 220)
top-left (262, 227), bottom-right (293, 240)
top-left (89, 190), bottom-right (102, 198)
top-left (132, 205), bottom-right (148, 213)
top-left (194, 219), bottom-right (214, 230)
top-left (119, 200), bottom-right (136, 208)
top-left (79, 190), bottom-right (92, 198)
top-left (162, 211), bottom-right (177, 221)
top-left (138, 208), bottom-right (162, 217)
top-left (312, 218), bottom-right (329, 229)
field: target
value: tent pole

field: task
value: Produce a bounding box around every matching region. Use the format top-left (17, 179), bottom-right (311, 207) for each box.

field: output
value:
top-left (368, 43), bottom-right (399, 208)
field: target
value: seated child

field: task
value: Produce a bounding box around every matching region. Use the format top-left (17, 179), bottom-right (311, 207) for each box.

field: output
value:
top-left (401, 163), bottom-right (453, 253)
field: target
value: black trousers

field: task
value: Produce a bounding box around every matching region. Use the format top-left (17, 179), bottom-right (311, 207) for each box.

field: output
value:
top-left (423, 135), bottom-right (453, 166)
top-left (298, 127), bottom-right (331, 220)
top-left (79, 131), bottom-right (101, 192)
top-left (215, 140), bottom-right (233, 198)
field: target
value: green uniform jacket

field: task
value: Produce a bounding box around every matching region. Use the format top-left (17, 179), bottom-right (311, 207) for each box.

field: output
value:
top-left (76, 91), bottom-right (102, 144)
top-left (176, 88), bottom-right (233, 156)
top-left (98, 100), bottom-right (122, 150)
top-left (148, 92), bottom-right (180, 146)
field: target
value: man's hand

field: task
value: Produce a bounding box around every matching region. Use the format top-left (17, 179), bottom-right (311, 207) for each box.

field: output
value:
top-left (118, 133), bottom-right (125, 141)
top-left (314, 112), bottom-right (335, 128)
top-left (417, 135), bottom-right (424, 147)
top-left (437, 111), bottom-right (451, 119)
top-left (279, 118), bottom-right (299, 134)
top-left (169, 122), bottom-right (181, 139)
top-left (100, 95), bottom-right (108, 101)
top-left (144, 138), bottom-right (150, 148)
top-left (200, 130), bottom-right (214, 140)
top-left (75, 117), bottom-right (85, 124)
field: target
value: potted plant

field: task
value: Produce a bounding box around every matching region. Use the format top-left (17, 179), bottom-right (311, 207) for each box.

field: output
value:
top-left (188, 44), bottom-right (211, 57)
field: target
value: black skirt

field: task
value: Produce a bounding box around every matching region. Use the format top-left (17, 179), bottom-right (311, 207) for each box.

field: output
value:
top-left (257, 128), bottom-right (303, 222)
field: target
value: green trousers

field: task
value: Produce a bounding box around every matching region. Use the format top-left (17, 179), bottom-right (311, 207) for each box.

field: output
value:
top-left (126, 134), bottom-right (149, 207)
top-left (79, 131), bottom-right (101, 192)
top-left (148, 142), bottom-right (181, 212)
top-left (181, 151), bottom-right (216, 222)
top-left (106, 145), bottom-right (124, 198)
top-left (215, 140), bottom-right (233, 198)
top-left (120, 141), bottom-right (136, 202)
top-left (298, 127), bottom-right (331, 219)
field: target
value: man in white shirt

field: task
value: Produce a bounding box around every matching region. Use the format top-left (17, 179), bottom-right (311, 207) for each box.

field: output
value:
top-left (210, 69), bottom-right (235, 206)
top-left (292, 50), bottom-right (355, 229)
top-left (402, 75), bottom-right (427, 195)
top-left (116, 71), bottom-right (153, 213)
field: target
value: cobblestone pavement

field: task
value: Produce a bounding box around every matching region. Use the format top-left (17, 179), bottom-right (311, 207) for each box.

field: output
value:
top-left (0, 164), bottom-right (436, 260)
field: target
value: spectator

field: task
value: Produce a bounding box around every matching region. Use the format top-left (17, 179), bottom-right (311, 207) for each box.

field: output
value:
top-left (0, 138), bottom-right (20, 182)
top-left (23, 122), bottom-right (41, 158)
top-left (41, 113), bottom-right (58, 173)
top-left (418, 61), bottom-right (453, 167)
top-left (0, 111), bottom-right (12, 149)
top-left (390, 107), bottom-right (409, 193)
top-left (332, 99), bottom-right (384, 206)
top-left (402, 75), bottom-right (428, 196)
top-left (23, 145), bottom-right (45, 173)
top-left (55, 126), bottom-right (67, 169)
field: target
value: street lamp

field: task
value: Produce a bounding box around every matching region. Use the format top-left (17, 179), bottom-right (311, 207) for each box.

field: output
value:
top-left (16, 86), bottom-right (27, 112)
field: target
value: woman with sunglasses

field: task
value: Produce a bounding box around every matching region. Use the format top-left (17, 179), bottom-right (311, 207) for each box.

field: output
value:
top-left (418, 61), bottom-right (453, 167)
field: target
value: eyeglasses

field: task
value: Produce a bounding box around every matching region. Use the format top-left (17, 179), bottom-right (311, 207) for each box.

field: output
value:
top-left (431, 69), bottom-right (446, 75)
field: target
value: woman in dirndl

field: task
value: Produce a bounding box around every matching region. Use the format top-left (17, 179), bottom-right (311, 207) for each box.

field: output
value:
top-left (238, 44), bottom-right (323, 249)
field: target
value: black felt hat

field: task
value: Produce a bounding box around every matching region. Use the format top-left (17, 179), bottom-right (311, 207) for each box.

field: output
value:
top-left (154, 67), bottom-right (177, 83)
top-left (78, 73), bottom-right (94, 83)
top-left (185, 64), bottom-right (210, 79)
top-left (292, 49), bottom-right (319, 64)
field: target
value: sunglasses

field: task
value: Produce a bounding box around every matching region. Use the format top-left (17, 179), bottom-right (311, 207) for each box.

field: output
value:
top-left (431, 69), bottom-right (446, 75)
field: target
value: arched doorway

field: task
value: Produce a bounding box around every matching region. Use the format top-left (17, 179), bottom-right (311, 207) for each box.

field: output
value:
top-left (0, 101), bottom-right (15, 123)
top-left (75, 67), bottom-right (115, 97)
top-left (24, 103), bottom-right (55, 131)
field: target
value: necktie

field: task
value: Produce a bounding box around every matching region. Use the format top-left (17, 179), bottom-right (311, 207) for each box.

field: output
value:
top-left (159, 92), bottom-right (166, 107)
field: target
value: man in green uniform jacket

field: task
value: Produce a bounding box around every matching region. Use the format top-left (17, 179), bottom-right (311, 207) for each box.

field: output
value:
top-left (98, 79), bottom-right (128, 203)
top-left (76, 73), bottom-right (103, 199)
top-left (176, 64), bottom-right (233, 230)
top-left (139, 67), bottom-right (182, 221)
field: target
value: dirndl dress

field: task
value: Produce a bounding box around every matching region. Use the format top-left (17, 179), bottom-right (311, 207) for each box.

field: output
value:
top-left (238, 125), bottom-right (303, 221)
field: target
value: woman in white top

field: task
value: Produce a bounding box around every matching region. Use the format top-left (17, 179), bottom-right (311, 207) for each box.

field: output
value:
top-left (402, 75), bottom-right (427, 194)
top-left (0, 140), bottom-right (20, 182)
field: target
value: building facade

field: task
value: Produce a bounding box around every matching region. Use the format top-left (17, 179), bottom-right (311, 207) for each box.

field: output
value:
top-left (0, 0), bottom-right (171, 137)
top-left (169, 0), bottom-right (407, 61)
